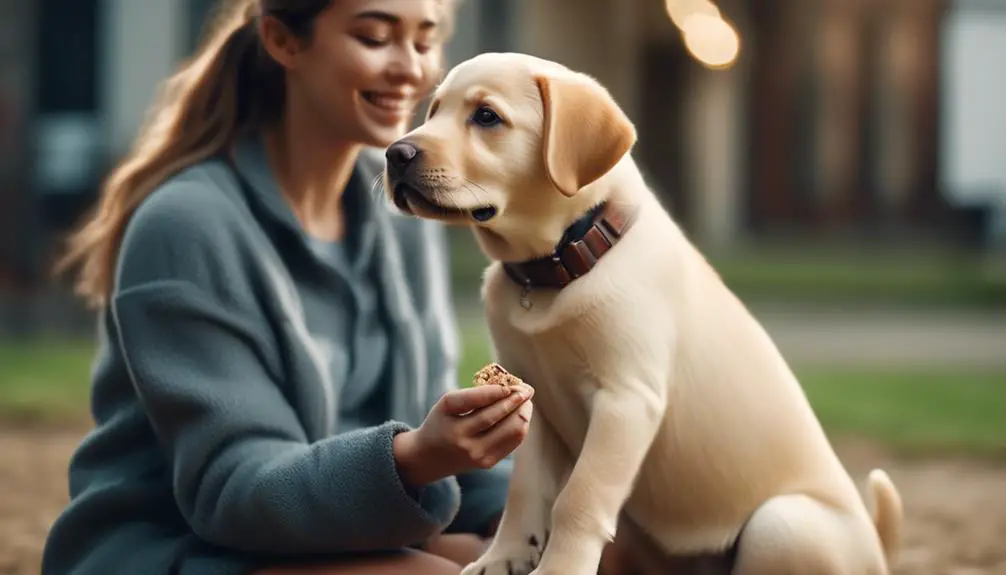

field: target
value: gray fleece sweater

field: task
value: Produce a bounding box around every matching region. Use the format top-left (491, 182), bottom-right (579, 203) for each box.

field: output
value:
top-left (41, 136), bottom-right (510, 575)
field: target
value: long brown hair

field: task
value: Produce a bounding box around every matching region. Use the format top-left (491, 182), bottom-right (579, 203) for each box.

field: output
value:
top-left (55, 0), bottom-right (333, 308)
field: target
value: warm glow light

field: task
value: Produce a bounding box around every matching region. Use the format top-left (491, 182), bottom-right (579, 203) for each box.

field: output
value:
top-left (664, 0), bottom-right (742, 70)
top-left (664, 0), bottom-right (721, 28)
top-left (681, 12), bottom-right (741, 69)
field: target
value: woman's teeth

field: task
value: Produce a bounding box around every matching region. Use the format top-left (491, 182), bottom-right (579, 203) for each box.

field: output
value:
top-left (364, 92), bottom-right (411, 111)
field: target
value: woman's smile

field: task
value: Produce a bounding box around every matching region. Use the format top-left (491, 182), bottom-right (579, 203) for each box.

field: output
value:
top-left (361, 90), bottom-right (416, 125)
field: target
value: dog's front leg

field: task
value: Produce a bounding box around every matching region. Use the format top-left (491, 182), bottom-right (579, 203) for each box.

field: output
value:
top-left (532, 385), bottom-right (665, 575)
top-left (461, 415), bottom-right (573, 575)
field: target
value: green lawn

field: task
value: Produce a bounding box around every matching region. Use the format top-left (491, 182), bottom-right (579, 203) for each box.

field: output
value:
top-left (797, 368), bottom-right (1006, 459)
top-left (456, 322), bottom-right (1006, 460)
top-left (0, 338), bottom-right (95, 426)
top-left (446, 232), bottom-right (1006, 309)
top-left (708, 249), bottom-right (1006, 309)
top-left (3, 325), bottom-right (1005, 460)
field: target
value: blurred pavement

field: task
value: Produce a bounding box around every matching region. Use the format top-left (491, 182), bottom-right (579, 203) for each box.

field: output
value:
top-left (750, 305), bottom-right (1006, 369)
top-left (3, 292), bottom-right (1004, 370)
top-left (457, 300), bottom-right (1006, 369)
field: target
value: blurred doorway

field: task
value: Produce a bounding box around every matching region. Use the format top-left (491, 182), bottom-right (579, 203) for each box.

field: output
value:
top-left (745, 0), bottom-right (946, 237)
top-left (32, 0), bottom-right (104, 269)
top-left (637, 39), bottom-right (692, 231)
top-left (0, 0), bottom-right (36, 293)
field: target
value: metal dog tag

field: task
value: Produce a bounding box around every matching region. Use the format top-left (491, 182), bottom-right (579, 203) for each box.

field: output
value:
top-left (519, 281), bottom-right (533, 310)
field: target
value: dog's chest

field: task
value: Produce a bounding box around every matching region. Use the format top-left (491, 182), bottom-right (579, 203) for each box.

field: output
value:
top-left (484, 267), bottom-right (632, 454)
top-left (497, 321), bottom-right (605, 456)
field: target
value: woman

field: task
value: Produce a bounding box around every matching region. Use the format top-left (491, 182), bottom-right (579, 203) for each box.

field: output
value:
top-left (41, 1), bottom-right (533, 573)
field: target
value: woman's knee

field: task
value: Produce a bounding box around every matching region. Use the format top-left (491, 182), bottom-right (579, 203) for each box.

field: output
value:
top-left (252, 548), bottom-right (462, 575)
top-left (423, 533), bottom-right (489, 567)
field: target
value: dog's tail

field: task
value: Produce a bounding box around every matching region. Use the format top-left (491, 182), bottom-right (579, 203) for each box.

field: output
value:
top-left (866, 468), bottom-right (903, 565)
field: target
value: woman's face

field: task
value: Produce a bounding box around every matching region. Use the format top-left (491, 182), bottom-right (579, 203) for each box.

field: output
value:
top-left (279, 0), bottom-right (449, 148)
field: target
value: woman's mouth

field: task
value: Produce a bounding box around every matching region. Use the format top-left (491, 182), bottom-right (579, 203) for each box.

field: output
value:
top-left (362, 92), bottom-right (413, 122)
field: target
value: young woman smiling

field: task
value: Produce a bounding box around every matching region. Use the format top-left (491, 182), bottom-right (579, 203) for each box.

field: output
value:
top-left (41, 1), bottom-right (533, 574)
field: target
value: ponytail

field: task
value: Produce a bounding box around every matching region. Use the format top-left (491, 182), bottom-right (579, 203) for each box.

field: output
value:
top-left (57, 0), bottom-right (462, 307)
top-left (55, 0), bottom-right (285, 308)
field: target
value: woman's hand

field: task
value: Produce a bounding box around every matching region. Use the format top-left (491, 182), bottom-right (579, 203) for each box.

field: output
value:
top-left (394, 383), bottom-right (534, 487)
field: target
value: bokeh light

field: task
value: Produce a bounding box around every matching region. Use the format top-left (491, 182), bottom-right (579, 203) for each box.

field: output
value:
top-left (682, 12), bottom-right (741, 69)
top-left (665, 0), bottom-right (741, 69)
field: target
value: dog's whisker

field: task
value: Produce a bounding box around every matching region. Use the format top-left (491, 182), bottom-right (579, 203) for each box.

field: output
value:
top-left (463, 177), bottom-right (490, 196)
top-left (368, 172), bottom-right (389, 206)
top-left (445, 191), bottom-right (466, 212)
top-left (460, 183), bottom-right (482, 208)
top-left (368, 172), bottom-right (384, 197)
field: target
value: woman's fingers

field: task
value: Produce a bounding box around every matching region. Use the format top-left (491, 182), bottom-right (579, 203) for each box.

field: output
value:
top-left (470, 407), bottom-right (532, 468)
top-left (439, 384), bottom-right (514, 416)
top-left (459, 384), bottom-right (533, 435)
top-left (435, 383), bottom-right (535, 472)
top-left (516, 396), bottom-right (533, 423)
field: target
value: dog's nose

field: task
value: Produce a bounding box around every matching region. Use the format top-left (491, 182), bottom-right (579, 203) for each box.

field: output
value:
top-left (386, 140), bottom-right (419, 175)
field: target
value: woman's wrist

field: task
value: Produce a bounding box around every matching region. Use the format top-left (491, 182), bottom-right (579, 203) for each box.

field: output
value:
top-left (393, 429), bottom-right (440, 487)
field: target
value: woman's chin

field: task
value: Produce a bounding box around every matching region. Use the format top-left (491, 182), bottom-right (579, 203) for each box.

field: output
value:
top-left (359, 123), bottom-right (410, 149)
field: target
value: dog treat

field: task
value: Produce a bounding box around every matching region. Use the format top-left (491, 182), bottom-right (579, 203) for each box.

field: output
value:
top-left (473, 362), bottom-right (524, 388)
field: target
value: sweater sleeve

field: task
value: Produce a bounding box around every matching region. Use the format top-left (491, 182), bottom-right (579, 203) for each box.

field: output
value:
top-left (111, 181), bottom-right (461, 555)
top-left (408, 219), bottom-right (513, 536)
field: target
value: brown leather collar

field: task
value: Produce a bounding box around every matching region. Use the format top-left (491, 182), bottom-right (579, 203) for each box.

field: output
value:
top-left (503, 201), bottom-right (639, 290)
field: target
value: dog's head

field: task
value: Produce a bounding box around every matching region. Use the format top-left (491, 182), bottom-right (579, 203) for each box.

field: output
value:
top-left (383, 52), bottom-right (637, 259)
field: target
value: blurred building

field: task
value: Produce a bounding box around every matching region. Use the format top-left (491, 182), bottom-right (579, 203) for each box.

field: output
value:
top-left (514, 0), bottom-right (964, 248)
top-left (939, 0), bottom-right (1006, 246)
top-left (1, 0), bottom-right (1004, 305)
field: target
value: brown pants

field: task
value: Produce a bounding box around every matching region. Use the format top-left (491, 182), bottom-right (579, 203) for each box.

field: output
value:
top-left (253, 534), bottom-right (488, 575)
top-left (252, 532), bottom-right (650, 575)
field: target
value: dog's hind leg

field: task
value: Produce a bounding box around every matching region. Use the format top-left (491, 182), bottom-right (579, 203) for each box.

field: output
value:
top-left (731, 494), bottom-right (891, 575)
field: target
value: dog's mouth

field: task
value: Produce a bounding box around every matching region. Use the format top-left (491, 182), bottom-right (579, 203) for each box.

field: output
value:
top-left (393, 183), bottom-right (498, 223)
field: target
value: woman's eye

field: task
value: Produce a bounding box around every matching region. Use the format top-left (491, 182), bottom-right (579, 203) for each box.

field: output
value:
top-left (357, 36), bottom-right (388, 47)
top-left (472, 106), bottom-right (501, 127)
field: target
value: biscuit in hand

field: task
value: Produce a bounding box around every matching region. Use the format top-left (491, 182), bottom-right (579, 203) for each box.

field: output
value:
top-left (473, 362), bottom-right (525, 389)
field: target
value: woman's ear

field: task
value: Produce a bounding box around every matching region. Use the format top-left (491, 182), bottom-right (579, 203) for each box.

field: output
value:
top-left (257, 15), bottom-right (304, 70)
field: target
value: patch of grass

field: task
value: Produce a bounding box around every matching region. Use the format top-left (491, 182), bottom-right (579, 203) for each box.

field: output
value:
top-left (457, 320), bottom-right (1006, 459)
top-left (0, 338), bottom-right (95, 425)
top-left (709, 250), bottom-right (1006, 309)
top-left (447, 232), bottom-right (1006, 309)
top-left (3, 326), bottom-right (1005, 460)
top-left (798, 367), bottom-right (1006, 460)
top-left (458, 322), bottom-right (494, 386)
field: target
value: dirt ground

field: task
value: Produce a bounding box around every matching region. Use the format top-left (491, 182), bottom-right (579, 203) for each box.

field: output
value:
top-left (2, 425), bottom-right (1005, 575)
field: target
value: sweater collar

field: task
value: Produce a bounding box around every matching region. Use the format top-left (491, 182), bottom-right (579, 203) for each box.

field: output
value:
top-left (229, 135), bottom-right (382, 261)
top-left (230, 135), bottom-right (305, 235)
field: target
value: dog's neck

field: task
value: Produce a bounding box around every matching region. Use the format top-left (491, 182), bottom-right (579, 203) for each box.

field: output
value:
top-left (473, 159), bottom-right (643, 264)
top-left (500, 199), bottom-right (639, 290)
top-left (472, 200), bottom-right (604, 263)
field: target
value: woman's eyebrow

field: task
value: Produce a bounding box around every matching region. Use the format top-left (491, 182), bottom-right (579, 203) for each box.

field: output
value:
top-left (353, 10), bottom-right (438, 30)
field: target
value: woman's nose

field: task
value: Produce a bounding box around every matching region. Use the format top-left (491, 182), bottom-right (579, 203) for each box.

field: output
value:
top-left (389, 46), bottom-right (425, 85)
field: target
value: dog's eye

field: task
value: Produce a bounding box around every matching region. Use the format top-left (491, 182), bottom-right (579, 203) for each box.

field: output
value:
top-left (471, 106), bottom-right (502, 127)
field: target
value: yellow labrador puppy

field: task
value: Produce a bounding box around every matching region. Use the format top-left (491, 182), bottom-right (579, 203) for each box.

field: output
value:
top-left (383, 52), bottom-right (903, 575)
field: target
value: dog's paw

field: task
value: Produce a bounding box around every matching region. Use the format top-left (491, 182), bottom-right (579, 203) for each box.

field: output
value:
top-left (528, 569), bottom-right (581, 575)
top-left (528, 558), bottom-right (597, 575)
top-left (460, 558), bottom-right (533, 575)
top-left (460, 532), bottom-right (548, 575)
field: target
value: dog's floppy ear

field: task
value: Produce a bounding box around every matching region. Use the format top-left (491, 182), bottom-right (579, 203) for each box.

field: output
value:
top-left (535, 72), bottom-right (637, 197)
